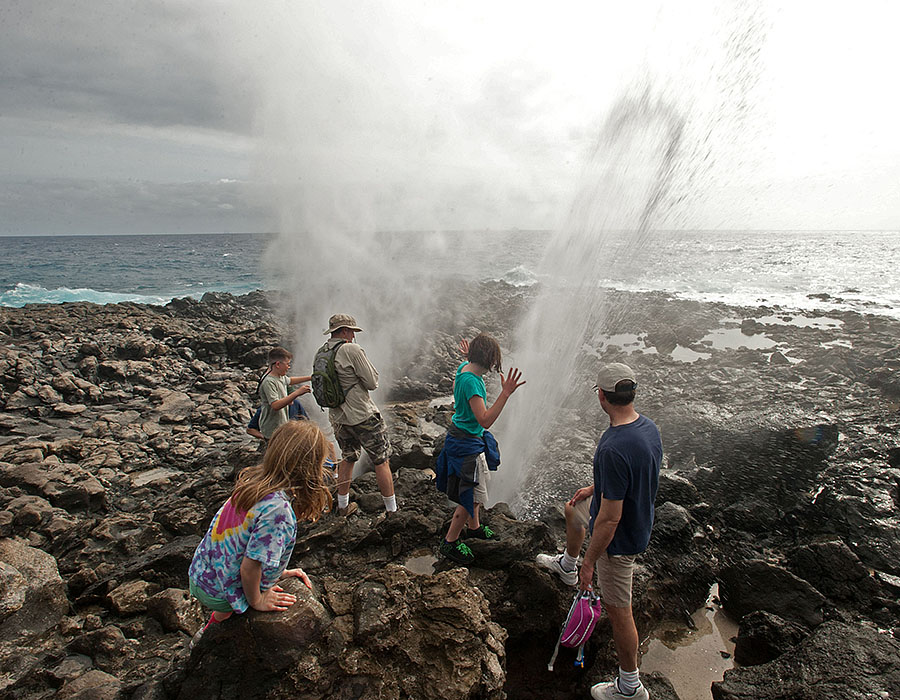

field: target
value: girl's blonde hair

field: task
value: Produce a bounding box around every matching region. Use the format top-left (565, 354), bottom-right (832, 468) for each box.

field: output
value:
top-left (231, 420), bottom-right (332, 521)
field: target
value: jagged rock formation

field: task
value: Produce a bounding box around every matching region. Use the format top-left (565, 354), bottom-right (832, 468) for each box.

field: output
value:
top-left (1, 285), bottom-right (899, 699)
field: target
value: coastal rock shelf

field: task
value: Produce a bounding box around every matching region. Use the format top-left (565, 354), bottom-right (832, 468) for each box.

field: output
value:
top-left (1, 285), bottom-right (898, 699)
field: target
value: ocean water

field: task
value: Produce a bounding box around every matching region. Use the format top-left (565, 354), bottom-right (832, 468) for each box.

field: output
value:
top-left (1, 230), bottom-right (898, 319)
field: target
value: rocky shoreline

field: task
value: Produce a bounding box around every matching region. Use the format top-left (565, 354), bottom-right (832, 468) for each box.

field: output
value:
top-left (1, 284), bottom-right (899, 699)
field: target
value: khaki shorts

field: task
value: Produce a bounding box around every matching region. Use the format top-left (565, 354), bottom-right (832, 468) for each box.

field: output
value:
top-left (472, 453), bottom-right (489, 504)
top-left (570, 497), bottom-right (637, 608)
top-left (334, 413), bottom-right (390, 465)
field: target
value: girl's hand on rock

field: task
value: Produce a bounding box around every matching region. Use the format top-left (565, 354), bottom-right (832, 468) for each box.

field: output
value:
top-left (282, 568), bottom-right (312, 589)
top-left (500, 368), bottom-right (526, 396)
top-left (252, 585), bottom-right (297, 612)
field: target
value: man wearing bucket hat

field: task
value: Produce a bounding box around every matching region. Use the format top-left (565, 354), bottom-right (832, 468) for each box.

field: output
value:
top-left (317, 313), bottom-right (396, 516)
top-left (536, 362), bottom-right (662, 700)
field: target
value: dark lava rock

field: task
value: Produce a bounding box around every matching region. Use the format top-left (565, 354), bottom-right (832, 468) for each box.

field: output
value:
top-left (719, 559), bottom-right (825, 628)
top-left (786, 540), bottom-right (879, 604)
top-left (3, 287), bottom-right (900, 698)
top-left (733, 610), bottom-right (809, 666)
top-left (650, 501), bottom-right (694, 544)
top-left (713, 621), bottom-right (900, 699)
top-left (180, 569), bottom-right (507, 700)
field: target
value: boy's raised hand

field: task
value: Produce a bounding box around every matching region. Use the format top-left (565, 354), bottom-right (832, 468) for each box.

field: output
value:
top-left (458, 338), bottom-right (469, 357)
top-left (500, 368), bottom-right (526, 396)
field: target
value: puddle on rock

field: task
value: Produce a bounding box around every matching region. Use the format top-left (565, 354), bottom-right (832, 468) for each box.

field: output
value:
top-left (755, 314), bottom-right (843, 330)
top-left (671, 345), bottom-right (711, 363)
top-left (639, 584), bottom-right (737, 700)
top-left (700, 327), bottom-right (777, 351)
top-left (403, 550), bottom-right (437, 575)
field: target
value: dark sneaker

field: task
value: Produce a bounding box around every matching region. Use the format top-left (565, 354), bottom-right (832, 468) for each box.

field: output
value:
top-left (462, 524), bottom-right (498, 540)
top-left (439, 539), bottom-right (474, 565)
top-left (336, 502), bottom-right (358, 517)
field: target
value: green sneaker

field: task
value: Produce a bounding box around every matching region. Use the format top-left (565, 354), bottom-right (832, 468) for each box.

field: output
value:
top-left (462, 524), bottom-right (498, 540)
top-left (439, 539), bottom-right (474, 565)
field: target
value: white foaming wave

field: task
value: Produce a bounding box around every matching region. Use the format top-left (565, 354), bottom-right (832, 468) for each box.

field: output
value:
top-left (494, 265), bottom-right (541, 288)
top-left (0, 282), bottom-right (169, 308)
top-left (601, 279), bottom-right (900, 321)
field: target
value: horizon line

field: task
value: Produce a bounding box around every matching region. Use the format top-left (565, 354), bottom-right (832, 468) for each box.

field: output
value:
top-left (2, 228), bottom-right (898, 238)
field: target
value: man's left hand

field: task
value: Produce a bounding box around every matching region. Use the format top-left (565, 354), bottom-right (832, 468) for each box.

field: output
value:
top-left (578, 561), bottom-right (594, 591)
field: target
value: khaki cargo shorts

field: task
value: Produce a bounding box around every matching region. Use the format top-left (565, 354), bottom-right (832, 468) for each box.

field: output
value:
top-left (571, 496), bottom-right (637, 608)
top-left (334, 413), bottom-right (391, 465)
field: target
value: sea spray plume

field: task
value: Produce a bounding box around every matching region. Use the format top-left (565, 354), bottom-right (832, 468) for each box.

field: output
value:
top-left (491, 0), bottom-right (771, 514)
top-left (491, 90), bottom-right (686, 512)
top-left (238, 2), bottom-right (453, 399)
top-left (261, 201), bottom-right (435, 401)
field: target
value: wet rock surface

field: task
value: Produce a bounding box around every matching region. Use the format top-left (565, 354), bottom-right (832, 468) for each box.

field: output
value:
top-left (0, 284), bottom-right (898, 699)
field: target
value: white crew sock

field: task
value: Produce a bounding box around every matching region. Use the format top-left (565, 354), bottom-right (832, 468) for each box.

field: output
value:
top-left (383, 494), bottom-right (397, 512)
top-left (617, 668), bottom-right (640, 695)
top-left (337, 493), bottom-right (350, 510)
top-left (561, 551), bottom-right (578, 571)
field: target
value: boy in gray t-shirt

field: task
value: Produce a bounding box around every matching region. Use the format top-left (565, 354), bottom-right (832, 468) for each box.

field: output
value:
top-left (258, 347), bottom-right (311, 439)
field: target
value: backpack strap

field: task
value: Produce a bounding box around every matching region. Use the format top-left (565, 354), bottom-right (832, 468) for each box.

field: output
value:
top-left (255, 368), bottom-right (271, 396)
top-left (547, 632), bottom-right (563, 672)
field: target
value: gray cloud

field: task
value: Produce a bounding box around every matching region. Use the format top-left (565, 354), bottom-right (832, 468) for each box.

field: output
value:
top-left (0, 0), bottom-right (252, 132)
top-left (1, 1), bottom-right (898, 237)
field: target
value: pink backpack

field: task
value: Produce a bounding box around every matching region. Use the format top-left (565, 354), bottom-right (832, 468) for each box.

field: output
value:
top-left (548, 590), bottom-right (603, 671)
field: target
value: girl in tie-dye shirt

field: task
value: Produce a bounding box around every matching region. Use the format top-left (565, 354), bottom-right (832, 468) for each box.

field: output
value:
top-left (188, 420), bottom-right (332, 644)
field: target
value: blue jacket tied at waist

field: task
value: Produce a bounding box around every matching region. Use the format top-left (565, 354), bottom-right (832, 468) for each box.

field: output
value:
top-left (435, 427), bottom-right (500, 517)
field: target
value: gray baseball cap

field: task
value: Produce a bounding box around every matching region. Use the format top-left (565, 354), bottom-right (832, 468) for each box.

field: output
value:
top-left (595, 363), bottom-right (637, 393)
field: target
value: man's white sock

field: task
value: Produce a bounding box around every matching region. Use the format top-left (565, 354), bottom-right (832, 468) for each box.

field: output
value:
top-left (618, 668), bottom-right (640, 695)
top-left (383, 494), bottom-right (397, 512)
top-left (337, 493), bottom-right (350, 510)
top-left (561, 552), bottom-right (578, 572)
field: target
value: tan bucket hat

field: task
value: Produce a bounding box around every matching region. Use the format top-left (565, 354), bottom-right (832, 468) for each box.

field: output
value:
top-left (324, 313), bottom-right (363, 335)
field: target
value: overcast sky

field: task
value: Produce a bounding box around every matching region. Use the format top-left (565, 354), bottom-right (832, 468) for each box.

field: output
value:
top-left (1, 0), bottom-right (898, 236)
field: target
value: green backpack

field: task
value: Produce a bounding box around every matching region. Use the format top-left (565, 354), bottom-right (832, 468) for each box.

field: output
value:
top-left (311, 340), bottom-right (346, 408)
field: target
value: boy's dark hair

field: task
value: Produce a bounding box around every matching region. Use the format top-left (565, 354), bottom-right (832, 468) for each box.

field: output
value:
top-left (268, 346), bottom-right (293, 365)
top-left (468, 334), bottom-right (502, 372)
top-left (601, 380), bottom-right (636, 406)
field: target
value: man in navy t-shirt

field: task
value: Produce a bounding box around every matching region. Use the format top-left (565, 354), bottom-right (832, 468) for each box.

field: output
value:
top-left (536, 363), bottom-right (661, 700)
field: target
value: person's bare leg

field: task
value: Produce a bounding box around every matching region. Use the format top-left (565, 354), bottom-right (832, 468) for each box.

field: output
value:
top-left (337, 459), bottom-right (354, 497)
top-left (446, 505), bottom-right (469, 541)
top-left (467, 502), bottom-right (481, 529)
top-left (605, 604), bottom-right (639, 672)
top-left (211, 611), bottom-right (232, 623)
top-left (373, 459), bottom-right (394, 498)
top-left (564, 502), bottom-right (587, 558)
